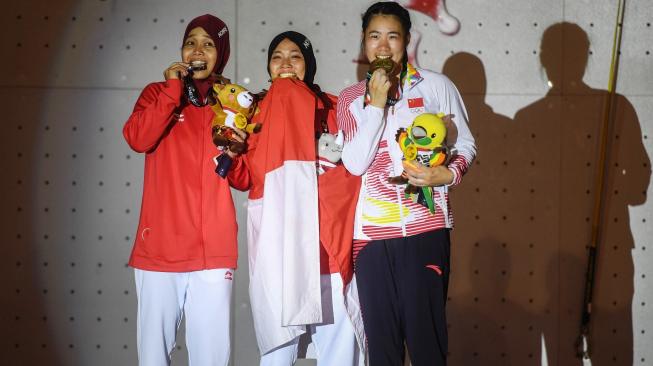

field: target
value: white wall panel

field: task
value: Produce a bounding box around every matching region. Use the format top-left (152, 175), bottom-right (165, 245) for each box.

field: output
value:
top-left (1, 0), bottom-right (237, 89)
top-left (419, 0), bottom-right (564, 96)
top-left (566, 0), bottom-right (653, 96)
top-left (629, 94), bottom-right (653, 366)
top-left (235, 0), bottom-right (365, 95)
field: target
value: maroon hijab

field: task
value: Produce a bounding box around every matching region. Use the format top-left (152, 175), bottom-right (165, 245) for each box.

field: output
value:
top-left (183, 14), bottom-right (230, 100)
top-left (183, 14), bottom-right (230, 74)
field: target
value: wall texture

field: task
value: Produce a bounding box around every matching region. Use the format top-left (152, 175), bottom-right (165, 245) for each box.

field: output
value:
top-left (1, 0), bottom-right (651, 365)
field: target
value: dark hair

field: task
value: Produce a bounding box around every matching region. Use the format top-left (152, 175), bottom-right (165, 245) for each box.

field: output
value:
top-left (265, 31), bottom-right (332, 109)
top-left (362, 2), bottom-right (412, 37)
top-left (267, 31), bottom-right (317, 87)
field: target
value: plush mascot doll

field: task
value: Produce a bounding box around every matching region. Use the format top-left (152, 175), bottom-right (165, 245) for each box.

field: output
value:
top-left (316, 131), bottom-right (344, 175)
top-left (211, 83), bottom-right (261, 177)
top-left (388, 112), bottom-right (450, 214)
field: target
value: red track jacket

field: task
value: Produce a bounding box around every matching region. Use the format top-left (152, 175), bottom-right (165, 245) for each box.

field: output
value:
top-left (123, 79), bottom-right (249, 272)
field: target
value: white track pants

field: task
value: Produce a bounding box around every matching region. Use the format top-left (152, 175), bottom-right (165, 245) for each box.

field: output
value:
top-left (259, 273), bottom-right (361, 366)
top-left (134, 268), bottom-right (234, 366)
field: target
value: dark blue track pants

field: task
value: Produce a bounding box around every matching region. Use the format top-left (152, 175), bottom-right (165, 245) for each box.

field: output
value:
top-left (355, 229), bottom-right (450, 366)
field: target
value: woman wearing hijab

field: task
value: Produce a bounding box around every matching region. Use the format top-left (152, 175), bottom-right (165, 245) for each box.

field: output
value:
top-left (123, 14), bottom-right (248, 366)
top-left (244, 31), bottom-right (364, 366)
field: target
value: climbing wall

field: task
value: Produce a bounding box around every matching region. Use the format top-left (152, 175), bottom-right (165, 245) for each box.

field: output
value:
top-left (1, 0), bottom-right (650, 365)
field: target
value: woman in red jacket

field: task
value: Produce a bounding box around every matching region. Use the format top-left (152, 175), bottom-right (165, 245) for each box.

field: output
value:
top-left (244, 31), bottom-right (364, 365)
top-left (123, 14), bottom-right (248, 366)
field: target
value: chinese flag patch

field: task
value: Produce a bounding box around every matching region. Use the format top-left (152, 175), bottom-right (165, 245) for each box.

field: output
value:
top-left (408, 98), bottom-right (424, 109)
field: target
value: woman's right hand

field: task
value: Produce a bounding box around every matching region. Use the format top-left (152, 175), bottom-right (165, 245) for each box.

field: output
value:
top-left (368, 68), bottom-right (391, 108)
top-left (226, 127), bottom-right (249, 158)
top-left (164, 62), bottom-right (190, 80)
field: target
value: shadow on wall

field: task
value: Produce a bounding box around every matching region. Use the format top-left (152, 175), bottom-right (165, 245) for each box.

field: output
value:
top-left (513, 22), bottom-right (650, 366)
top-left (0, 2), bottom-right (82, 365)
top-left (445, 22), bottom-right (650, 365)
top-left (447, 239), bottom-right (517, 365)
top-left (442, 51), bottom-right (542, 365)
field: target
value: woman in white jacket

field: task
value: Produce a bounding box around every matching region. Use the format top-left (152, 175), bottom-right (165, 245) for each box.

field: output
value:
top-left (336, 2), bottom-right (476, 365)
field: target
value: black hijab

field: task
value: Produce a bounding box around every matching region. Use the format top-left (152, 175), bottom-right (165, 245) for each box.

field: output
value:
top-left (267, 31), bottom-right (317, 88)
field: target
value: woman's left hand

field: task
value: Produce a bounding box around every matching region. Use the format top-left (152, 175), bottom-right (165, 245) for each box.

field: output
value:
top-left (402, 160), bottom-right (454, 187)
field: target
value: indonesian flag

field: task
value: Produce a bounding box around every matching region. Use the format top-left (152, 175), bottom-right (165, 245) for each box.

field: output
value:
top-left (245, 78), bottom-right (362, 355)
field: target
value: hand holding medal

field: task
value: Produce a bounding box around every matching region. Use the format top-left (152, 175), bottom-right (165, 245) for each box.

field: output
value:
top-left (366, 56), bottom-right (402, 108)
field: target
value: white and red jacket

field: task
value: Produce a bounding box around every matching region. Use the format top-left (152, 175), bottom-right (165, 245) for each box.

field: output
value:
top-left (337, 64), bottom-right (476, 241)
top-left (123, 78), bottom-right (249, 272)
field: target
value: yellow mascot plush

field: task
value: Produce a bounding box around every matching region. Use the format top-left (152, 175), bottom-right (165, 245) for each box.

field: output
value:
top-left (389, 112), bottom-right (450, 214)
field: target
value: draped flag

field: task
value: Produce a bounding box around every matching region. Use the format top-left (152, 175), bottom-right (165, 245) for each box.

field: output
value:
top-left (246, 78), bottom-right (363, 355)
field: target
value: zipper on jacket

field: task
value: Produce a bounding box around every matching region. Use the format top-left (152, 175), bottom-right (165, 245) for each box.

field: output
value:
top-left (200, 106), bottom-right (207, 269)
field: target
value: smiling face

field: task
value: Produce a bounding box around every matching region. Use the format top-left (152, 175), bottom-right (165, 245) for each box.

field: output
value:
top-left (268, 38), bottom-right (306, 81)
top-left (363, 14), bottom-right (408, 65)
top-left (181, 27), bottom-right (217, 79)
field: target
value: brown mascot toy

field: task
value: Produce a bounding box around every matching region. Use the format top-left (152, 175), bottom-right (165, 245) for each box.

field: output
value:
top-left (211, 83), bottom-right (261, 177)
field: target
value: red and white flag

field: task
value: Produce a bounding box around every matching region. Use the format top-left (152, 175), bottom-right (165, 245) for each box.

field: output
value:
top-left (245, 78), bottom-right (362, 355)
